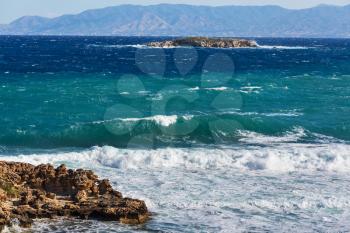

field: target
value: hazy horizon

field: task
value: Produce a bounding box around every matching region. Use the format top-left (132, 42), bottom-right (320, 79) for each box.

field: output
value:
top-left (0, 0), bottom-right (350, 24)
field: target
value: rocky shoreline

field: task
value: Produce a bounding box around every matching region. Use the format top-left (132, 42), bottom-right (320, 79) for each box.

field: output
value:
top-left (147, 37), bottom-right (258, 48)
top-left (0, 161), bottom-right (149, 231)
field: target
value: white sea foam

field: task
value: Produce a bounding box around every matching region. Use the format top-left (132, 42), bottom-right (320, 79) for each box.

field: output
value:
top-left (240, 86), bottom-right (262, 94)
top-left (120, 114), bottom-right (194, 127)
top-left (237, 127), bottom-right (307, 144)
top-left (188, 86), bottom-right (200, 91)
top-left (90, 114), bottom-right (194, 127)
top-left (88, 44), bottom-right (147, 49)
top-left (261, 112), bottom-right (302, 117)
top-left (241, 86), bottom-right (262, 90)
top-left (188, 86), bottom-right (229, 91)
top-left (257, 45), bottom-right (311, 50)
top-left (220, 110), bottom-right (303, 117)
top-left (2, 142), bottom-right (350, 173)
top-left (88, 44), bottom-right (311, 50)
top-left (146, 115), bottom-right (178, 127)
top-left (119, 115), bottom-right (178, 127)
top-left (204, 87), bottom-right (229, 91)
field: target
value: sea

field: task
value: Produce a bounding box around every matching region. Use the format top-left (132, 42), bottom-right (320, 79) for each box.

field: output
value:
top-left (0, 36), bottom-right (350, 232)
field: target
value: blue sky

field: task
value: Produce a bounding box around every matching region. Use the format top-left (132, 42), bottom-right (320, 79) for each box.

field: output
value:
top-left (0, 0), bottom-right (350, 24)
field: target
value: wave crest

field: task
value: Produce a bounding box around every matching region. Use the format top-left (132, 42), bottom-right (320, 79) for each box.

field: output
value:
top-left (2, 143), bottom-right (350, 172)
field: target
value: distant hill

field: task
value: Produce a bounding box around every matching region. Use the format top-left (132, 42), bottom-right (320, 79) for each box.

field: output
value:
top-left (1, 4), bottom-right (350, 37)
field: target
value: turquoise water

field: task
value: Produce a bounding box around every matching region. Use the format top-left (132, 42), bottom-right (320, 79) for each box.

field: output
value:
top-left (1, 36), bottom-right (350, 232)
top-left (0, 70), bottom-right (349, 149)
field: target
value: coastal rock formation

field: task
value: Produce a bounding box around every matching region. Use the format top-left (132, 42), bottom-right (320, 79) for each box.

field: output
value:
top-left (0, 161), bottom-right (149, 231)
top-left (147, 37), bottom-right (258, 48)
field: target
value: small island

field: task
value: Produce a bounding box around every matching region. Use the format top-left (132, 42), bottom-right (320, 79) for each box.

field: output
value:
top-left (0, 161), bottom-right (149, 231)
top-left (147, 37), bottom-right (258, 48)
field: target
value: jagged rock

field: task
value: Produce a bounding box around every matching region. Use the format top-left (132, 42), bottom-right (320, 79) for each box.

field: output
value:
top-left (75, 190), bottom-right (88, 203)
top-left (0, 189), bottom-right (6, 202)
top-left (147, 37), bottom-right (258, 48)
top-left (0, 161), bottom-right (149, 231)
top-left (98, 179), bottom-right (114, 195)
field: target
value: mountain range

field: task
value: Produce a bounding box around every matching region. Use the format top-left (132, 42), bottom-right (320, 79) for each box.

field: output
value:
top-left (0, 4), bottom-right (350, 37)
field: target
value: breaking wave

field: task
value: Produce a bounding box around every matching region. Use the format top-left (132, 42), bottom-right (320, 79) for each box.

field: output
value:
top-left (257, 45), bottom-right (312, 50)
top-left (104, 115), bottom-right (189, 127)
top-left (1, 142), bottom-right (350, 172)
top-left (87, 44), bottom-right (147, 49)
top-left (2, 109), bottom-right (345, 148)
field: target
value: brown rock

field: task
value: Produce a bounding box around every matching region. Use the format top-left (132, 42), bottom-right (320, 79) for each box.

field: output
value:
top-left (98, 179), bottom-right (113, 195)
top-left (18, 216), bottom-right (33, 228)
top-left (0, 161), bottom-right (149, 231)
top-left (147, 37), bottom-right (258, 48)
top-left (56, 164), bottom-right (68, 176)
top-left (75, 190), bottom-right (88, 203)
top-left (19, 190), bottom-right (33, 205)
top-left (46, 192), bottom-right (56, 199)
top-left (0, 189), bottom-right (6, 202)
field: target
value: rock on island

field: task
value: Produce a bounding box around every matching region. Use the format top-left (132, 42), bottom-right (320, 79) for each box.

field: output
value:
top-left (147, 37), bottom-right (258, 48)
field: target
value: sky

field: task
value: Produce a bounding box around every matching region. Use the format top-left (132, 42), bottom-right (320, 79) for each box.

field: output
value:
top-left (0, 0), bottom-right (350, 24)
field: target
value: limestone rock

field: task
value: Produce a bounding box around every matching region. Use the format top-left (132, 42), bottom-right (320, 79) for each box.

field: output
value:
top-left (0, 161), bottom-right (149, 231)
top-left (147, 37), bottom-right (258, 48)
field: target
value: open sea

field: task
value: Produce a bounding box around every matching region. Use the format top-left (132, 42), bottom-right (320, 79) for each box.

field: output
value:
top-left (0, 36), bottom-right (350, 232)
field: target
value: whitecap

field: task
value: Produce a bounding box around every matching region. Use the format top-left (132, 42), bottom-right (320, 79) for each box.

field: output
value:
top-left (87, 44), bottom-right (147, 49)
top-left (239, 86), bottom-right (262, 94)
top-left (261, 112), bottom-right (303, 117)
top-left (119, 114), bottom-right (194, 127)
top-left (241, 86), bottom-right (262, 90)
top-left (218, 110), bottom-right (303, 117)
top-left (257, 45), bottom-right (311, 50)
top-left (2, 142), bottom-right (350, 173)
top-left (237, 127), bottom-right (307, 144)
top-left (204, 87), bottom-right (229, 91)
top-left (188, 86), bottom-right (200, 91)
